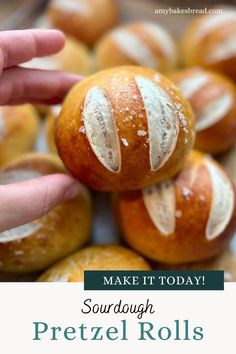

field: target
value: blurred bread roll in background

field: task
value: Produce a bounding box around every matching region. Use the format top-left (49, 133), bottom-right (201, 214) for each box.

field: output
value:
top-left (22, 36), bottom-right (93, 76)
top-left (47, 0), bottom-right (119, 46)
top-left (95, 22), bottom-right (177, 72)
top-left (38, 244), bottom-right (151, 282)
top-left (0, 105), bottom-right (39, 166)
top-left (45, 105), bottom-right (61, 154)
top-left (181, 10), bottom-right (236, 81)
top-left (170, 67), bottom-right (236, 154)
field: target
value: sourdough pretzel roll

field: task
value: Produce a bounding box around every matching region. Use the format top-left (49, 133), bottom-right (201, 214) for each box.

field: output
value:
top-left (181, 10), bottom-right (236, 80)
top-left (0, 153), bottom-right (92, 273)
top-left (56, 66), bottom-right (195, 191)
top-left (22, 36), bottom-right (93, 76)
top-left (154, 247), bottom-right (236, 282)
top-left (95, 22), bottom-right (177, 72)
top-left (45, 105), bottom-right (61, 154)
top-left (115, 151), bottom-right (236, 264)
top-left (170, 67), bottom-right (236, 154)
top-left (38, 244), bottom-right (151, 282)
top-left (0, 105), bottom-right (39, 166)
top-left (47, 0), bottom-right (119, 46)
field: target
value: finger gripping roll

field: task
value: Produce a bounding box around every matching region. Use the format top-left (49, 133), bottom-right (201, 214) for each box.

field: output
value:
top-left (114, 151), bottom-right (236, 264)
top-left (0, 153), bottom-right (92, 273)
top-left (56, 66), bottom-right (195, 191)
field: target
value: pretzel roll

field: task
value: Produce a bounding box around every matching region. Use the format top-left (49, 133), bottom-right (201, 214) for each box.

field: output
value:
top-left (115, 151), bottom-right (236, 264)
top-left (47, 0), bottom-right (118, 46)
top-left (0, 105), bottom-right (39, 166)
top-left (154, 247), bottom-right (236, 282)
top-left (95, 22), bottom-right (177, 72)
top-left (170, 67), bottom-right (236, 154)
top-left (0, 153), bottom-right (92, 273)
top-left (38, 244), bottom-right (151, 282)
top-left (56, 66), bottom-right (195, 191)
top-left (45, 105), bottom-right (61, 154)
top-left (181, 10), bottom-right (236, 80)
top-left (22, 36), bottom-right (93, 76)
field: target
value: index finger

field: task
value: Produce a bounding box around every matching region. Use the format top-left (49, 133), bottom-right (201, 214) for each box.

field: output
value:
top-left (0, 29), bottom-right (65, 70)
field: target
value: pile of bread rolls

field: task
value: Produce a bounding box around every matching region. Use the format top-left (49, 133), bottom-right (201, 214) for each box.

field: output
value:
top-left (1, 1), bottom-right (236, 282)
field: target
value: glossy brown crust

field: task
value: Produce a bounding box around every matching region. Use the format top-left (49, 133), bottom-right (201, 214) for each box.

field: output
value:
top-left (38, 244), bottom-right (151, 282)
top-left (153, 247), bottom-right (236, 282)
top-left (56, 66), bottom-right (195, 191)
top-left (115, 151), bottom-right (236, 264)
top-left (95, 22), bottom-right (177, 72)
top-left (0, 105), bottom-right (39, 166)
top-left (47, 0), bottom-right (119, 46)
top-left (181, 14), bottom-right (236, 81)
top-left (170, 68), bottom-right (236, 154)
top-left (0, 153), bottom-right (92, 273)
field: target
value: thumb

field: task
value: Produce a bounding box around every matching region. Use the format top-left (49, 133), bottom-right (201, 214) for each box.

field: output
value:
top-left (0, 174), bottom-right (81, 233)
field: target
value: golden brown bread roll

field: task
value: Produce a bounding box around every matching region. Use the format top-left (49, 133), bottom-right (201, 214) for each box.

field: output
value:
top-left (115, 151), bottom-right (236, 264)
top-left (0, 153), bottom-right (92, 273)
top-left (47, 0), bottom-right (119, 46)
top-left (170, 67), bottom-right (236, 154)
top-left (153, 247), bottom-right (236, 282)
top-left (181, 10), bottom-right (236, 80)
top-left (56, 66), bottom-right (195, 191)
top-left (38, 244), bottom-right (151, 282)
top-left (45, 105), bottom-right (61, 154)
top-left (95, 22), bottom-right (177, 72)
top-left (22, 36), bottom-right (93, 76)
top-left (0, 105), bottom-right (39, 166)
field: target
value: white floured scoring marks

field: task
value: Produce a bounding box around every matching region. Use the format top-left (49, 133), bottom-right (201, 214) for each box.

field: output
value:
top-left (206, 34), bottom-right (236, 63)
top-left (111, 29), bottom-right (157, 68)
top-left (21, 57), bottom-right (60, 70)
top-left (195, 11), bottom-right (236, 41)
top-left (51, 0), bottom-right (92, 15)
top-left (0, 222), bottom-right (42, 243)
top-left (196, 93), bottom-right (233, 131)
top-left (0, 108), bottom-right (6, 141)
top-left (177, 73), bottom-right (209, 99)
top-left (142, 180), bottom-right (176, 236)
top-left (0, 169), bottom-right (43, 185)
top-left (204, 158), bottom-right (235, 240)
top-left (141, 23), bottom-right (176, 64)
top-left (135, 76), bottom-right (179, 171)
top-left (83, 86), bottom-right (121, 173)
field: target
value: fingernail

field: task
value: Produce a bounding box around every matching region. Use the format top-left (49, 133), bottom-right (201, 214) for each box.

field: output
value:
top-left (64, 182), bottom-right (81, 201)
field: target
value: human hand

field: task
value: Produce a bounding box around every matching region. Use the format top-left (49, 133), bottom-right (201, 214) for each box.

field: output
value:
top-left (0, 29), bottom-right (82, 232)
top-left (0, 29), bottom-right (82, 105)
